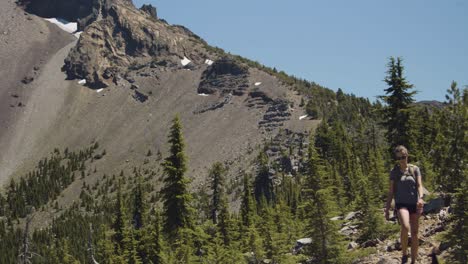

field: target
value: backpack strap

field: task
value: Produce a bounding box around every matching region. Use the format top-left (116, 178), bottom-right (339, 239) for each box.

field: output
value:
top-left (408, 164), bottom-right (422, 198)
top-left (392, 165), bottom-right (399, 196)
top-left (393, 164), bottom-right (416, 195)
top-left (408, 164), bottom-right (415, 179)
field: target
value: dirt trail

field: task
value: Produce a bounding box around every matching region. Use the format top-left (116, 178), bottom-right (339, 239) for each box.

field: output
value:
top-left (357, 215), bottom-right (446, 264)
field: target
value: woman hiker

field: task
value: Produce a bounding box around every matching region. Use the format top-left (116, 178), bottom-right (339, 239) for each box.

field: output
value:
top-left (385, 145), bottom-right (425, 264)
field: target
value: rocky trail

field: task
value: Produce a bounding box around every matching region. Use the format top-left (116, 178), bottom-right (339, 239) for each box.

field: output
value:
top-left (350, 207), bottom-right (451, 264)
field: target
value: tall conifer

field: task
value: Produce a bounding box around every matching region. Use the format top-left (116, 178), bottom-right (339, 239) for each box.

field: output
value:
top-left (161, 115), bottom-right (194, 240)
top-left (303, 139), bottom-right (344, 264)
top-left (379, 57), bottom-right (416, 151)
top-left (209, 162), bottom-right (226, 224)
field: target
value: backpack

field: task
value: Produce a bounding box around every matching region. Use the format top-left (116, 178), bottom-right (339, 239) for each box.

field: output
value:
top-left (393, 164), bottom-right (420, 222)
top-left (393, 163), bottom-right (417, 196)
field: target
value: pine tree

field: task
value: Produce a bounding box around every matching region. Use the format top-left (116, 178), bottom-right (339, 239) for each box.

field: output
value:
top-left (435, 82), bottom-right (467, 192)
top-left (379, 57), bottom-right (416, 151)
top-left (259, 206), bottom-right (279, 262)
top-left (356, 175), bottom-right (385, 243)
top-left (161, 115), bottom-right (194, 240)
top-left (172, 228), bottom-right (194, 263)
top-left (240, 174), bottom-right (256, 228)
top-left (145, 210), bottom-right (165, 264)
top-left (112, 181), bottom-right (126, 255)
top-left (247, 225), bottom-right (264, 263)
top-left (122, 226), bottom-right (143, 264)
top-left (217, 188), bottom-right (232, 246)
top-left (254, 151), bottom-right (274, 204)
top-left (303, 140), bottom-right (345, 264)
top-left (209, 162), bottom-right (227, 224)
top-left (448, 175), bottom-right (468, 263)
top-left (132, 176), bottom-right (145, 230)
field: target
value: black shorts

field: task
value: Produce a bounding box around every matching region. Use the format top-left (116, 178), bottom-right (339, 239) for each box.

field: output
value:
top-left (396, 203), bottom-right (417, 214)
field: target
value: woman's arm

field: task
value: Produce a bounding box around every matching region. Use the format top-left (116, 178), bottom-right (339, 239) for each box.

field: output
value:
top-left (416, 169), bottom-right (425, 214)
top-left (417, 174), bottom-right (424, 199)
top-left (384, 180), bottom-right (394, 220)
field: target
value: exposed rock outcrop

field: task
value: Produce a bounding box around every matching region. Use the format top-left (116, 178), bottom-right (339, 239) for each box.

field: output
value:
top-left (140, 4), bottom-right (157, 19)
top-left (63, 1), bottom-right (207, 88)
top-left (19, 0), bottom-right (134, 30)
top-left (258, 99), bottom-right (291, 131)
top-left (19, 0), bottom-right (94, 27)
top-left (198, 57), bottom-right (249, 95)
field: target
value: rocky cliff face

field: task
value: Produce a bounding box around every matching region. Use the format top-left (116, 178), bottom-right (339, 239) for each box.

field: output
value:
top-left (19, 0), bottom-right (193, 88)
top-left (62, 0), bottom-right (210, 88)
top-left (18, 0), bottom-right (134, 30)
top-left (198, 58), bottom-right (249, 95)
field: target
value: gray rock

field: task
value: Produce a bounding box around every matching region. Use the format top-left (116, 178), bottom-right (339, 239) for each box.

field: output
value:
top-left (376, 256), bottom-right (400, 264)
top-left (439, 240), bottom-right (450, 251)
top-left (345, 211), bottom-right (361, 221)
top-left (348, 241), bottom-right (358, 250)
top-left (438, 207), bottom-right (449, 221)
top-left (140, 4), bottom-right (157, 19)
top-left (424, 197), bottom-right (445, 214)
top-left (330, 216), bottom-right (343, 221)
top-left (423, 223), bottom-right (445, 237)
top-left (361, 238), bottom-right (381, 248)
top-left (198, 57), bottom-right (249, 95)
top-left (133, 90), bottom-right (148, 103)
top-left (296, 238), bottom-right (312, 245)
top-left (21, 76), bottom-right (34, 84)
top-left (339, 226), bottom-right (357, 236)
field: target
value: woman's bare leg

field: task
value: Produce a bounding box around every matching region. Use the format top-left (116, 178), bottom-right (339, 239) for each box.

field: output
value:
top-left (409, 213), bottom-right (420, 263)
top-left (399, 208), bottom-right (410, 257)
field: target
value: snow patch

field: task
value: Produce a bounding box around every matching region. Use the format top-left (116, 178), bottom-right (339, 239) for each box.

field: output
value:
top-left (78, 79), bottom-right (86, 85)
top-left (44, 18), bottom-right (77, 34)
top-left (198, 93), bottom-right (209, 97)
top-left (96, 89), bottom-right (104, 93)
top-left (181, 57), bottom-right (191, 66)
top-left (299, 115), bottom-right (308, 120)
top-left (73, 31), bottom-right (83, 38)
top-left (254, 82), bottom-right (262, 86)
top-left (205, 59), bottom-right (214, 65)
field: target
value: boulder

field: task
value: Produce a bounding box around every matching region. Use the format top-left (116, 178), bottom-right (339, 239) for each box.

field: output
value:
top-left (140, 4), bottom-right (157, 19)
top-left (339, 226), bottom-right (357, 236)
top-left (293, 238), bottom-right (312, 255)
top-left (347, 241), bottom-right (358, 250)
top-left (344, 211), bottom-right (361, 221)
top-left (439, 240), bottom-right (450, 251)
top-left (21, 76), bottom-right (34, 84)
top-left (133, 90), bottom-right (148, 103)
top-left (296, 238), bottom-right (312, 245)
top-left (424, 197), bottom-right (445, 214)
top-left (376, 257), bottom-right (400, 264)
top-left (330, 216), bottom-right (343, 221)
top-left (438, 207), bottom-right (449, 221)
top-left (361, 238), bottom-right (381, 248)
top-left (423, 223), bottom-right (445, 237)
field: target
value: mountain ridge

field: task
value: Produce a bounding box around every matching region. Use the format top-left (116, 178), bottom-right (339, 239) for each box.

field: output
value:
top-left (0, 0), bottom-right (319, 188)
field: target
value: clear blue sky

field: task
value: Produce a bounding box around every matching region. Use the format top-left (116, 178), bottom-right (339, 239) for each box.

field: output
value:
top-left (134, 0), bottom-right (467, 102)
